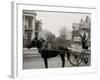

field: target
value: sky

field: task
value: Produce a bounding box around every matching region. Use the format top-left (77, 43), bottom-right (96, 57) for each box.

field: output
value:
top-left (36, 11), bottom-right (91, 37)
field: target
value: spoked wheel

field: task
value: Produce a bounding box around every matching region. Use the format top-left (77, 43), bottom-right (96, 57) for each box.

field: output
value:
top-left (80, 52), bottom-right (91, 65)
top-left (69, 53), bottom-right (82, 66)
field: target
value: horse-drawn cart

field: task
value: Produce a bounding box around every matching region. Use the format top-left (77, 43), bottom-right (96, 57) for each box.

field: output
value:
top-left (27, 38), bottom-right (91, 68)
top-left (39, 47), bottom-right (91, 66)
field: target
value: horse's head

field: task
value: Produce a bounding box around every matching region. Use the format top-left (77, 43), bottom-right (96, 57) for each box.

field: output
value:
top-left (27, 38), bottom-right (44, 49)
top-left (27, 39), bottom-right (36, 49)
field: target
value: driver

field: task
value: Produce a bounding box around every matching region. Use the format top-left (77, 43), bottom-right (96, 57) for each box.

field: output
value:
top-left (82, 32), bottom-right (88, 49)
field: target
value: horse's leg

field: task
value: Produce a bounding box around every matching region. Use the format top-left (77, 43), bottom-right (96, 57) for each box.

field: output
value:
top-left (43, 58), bottom-right (48, 68)
top-left (67, 52), bottom-right (70, 61)
top-left (60, 54), bottom-right (65, 67)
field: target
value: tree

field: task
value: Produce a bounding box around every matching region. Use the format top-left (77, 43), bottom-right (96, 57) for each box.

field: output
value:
top-left (43, 30), bottom-right (55, 43)
top-left (59, 27), bottom-right (67, 40)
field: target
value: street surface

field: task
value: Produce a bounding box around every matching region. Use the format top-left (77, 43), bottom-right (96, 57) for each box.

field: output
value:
top-left (23, 48), bottom-right (90, 69)
top-left (23, 55), bottom-right (72, 69)
top-left (23, 55), bottom-right (90, 69)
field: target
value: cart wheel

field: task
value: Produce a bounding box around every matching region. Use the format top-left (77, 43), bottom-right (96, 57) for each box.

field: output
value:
top-left (69, 53), bottom-right (82, 66)
top-left (80, 52), bottom-right (91, 66)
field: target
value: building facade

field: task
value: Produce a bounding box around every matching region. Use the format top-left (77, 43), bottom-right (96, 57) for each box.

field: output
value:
top-left (35, 20), bottom-right (42, 40)
top-left (71, 16), bottom-right (91, 50)
top-left (23, 10), bottom-right (42, 48)
top-left (23, 10), bottom-right (36, 47)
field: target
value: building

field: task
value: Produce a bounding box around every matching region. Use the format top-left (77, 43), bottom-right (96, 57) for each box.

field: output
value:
top-left (71, 16), bottom-right (91, 50)
top-left (79, 16), bottom-right (91, 41)
top-left (23, 10), bottom-right (42, 48)
top-left (72, 23), bottom-right (80, 40)
top-left (23, 10), bottom-right (37, 47)
top-left (35, 20), bottom-right (42, 40)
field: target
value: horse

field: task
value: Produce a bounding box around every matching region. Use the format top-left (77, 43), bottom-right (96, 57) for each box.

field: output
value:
top-left (27, 38), bottom-right (70, 68)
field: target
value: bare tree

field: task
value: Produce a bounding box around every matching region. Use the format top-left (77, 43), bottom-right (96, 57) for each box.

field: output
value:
top-left (59, 27), bottom-right (67, 40)
top-left (43, 30), bottom-right (55, 43)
